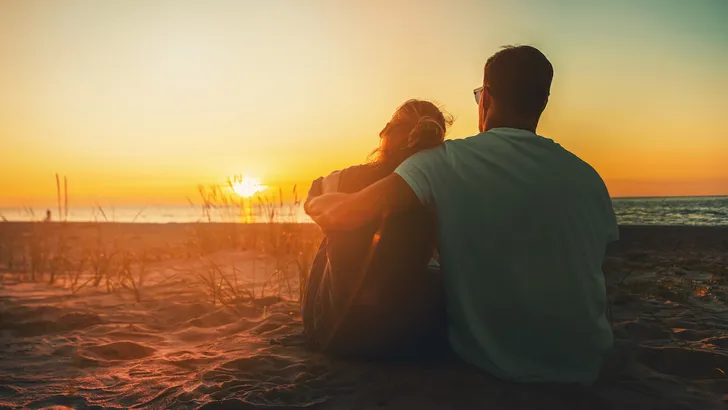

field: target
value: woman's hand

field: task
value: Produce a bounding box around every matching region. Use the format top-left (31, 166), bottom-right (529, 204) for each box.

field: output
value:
top-left (304, 192), bottom-right (352, 230)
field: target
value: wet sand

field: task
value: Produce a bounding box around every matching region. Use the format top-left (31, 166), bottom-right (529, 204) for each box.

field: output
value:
top-left (0, 223), bottom-right (726, 409)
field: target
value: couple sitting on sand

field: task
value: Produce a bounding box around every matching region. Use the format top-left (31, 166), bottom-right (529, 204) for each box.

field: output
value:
top-left (302, 45), bottom-right (619, 386)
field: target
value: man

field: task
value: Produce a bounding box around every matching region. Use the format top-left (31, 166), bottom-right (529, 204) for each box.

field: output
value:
top-left (305, 45), bottom-right (618, 385)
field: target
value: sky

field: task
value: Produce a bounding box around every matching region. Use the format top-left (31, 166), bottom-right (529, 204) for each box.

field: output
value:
top-left (1, 0), bottom-right (727, 207)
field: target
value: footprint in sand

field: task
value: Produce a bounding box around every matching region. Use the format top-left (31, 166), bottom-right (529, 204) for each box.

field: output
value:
top-left (84, 341), bottom-right (156, 361)
top-left (9, 313), bottom-right (102, 337)
top-left (183, 308), bottom-right (239, 328)
top-left (638, 346), bottom-right (728, 379)
top-left (163, 350), bottom-right (221, 369)
top-left (104, 330), bottom-right (167, 343)
top-left (250, 313), bottom-right (294, 335)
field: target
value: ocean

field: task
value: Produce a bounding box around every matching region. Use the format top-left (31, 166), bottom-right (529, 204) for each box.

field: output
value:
top-left (611, 196), bottom-right (728, 226)
top-left (1, 196), bottom-right (727, 226)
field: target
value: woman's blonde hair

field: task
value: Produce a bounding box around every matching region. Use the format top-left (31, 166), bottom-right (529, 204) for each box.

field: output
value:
top-left (368, 99), bottom-right (454, 170)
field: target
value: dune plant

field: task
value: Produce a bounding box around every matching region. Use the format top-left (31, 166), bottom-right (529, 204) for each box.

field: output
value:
top-left (0, 220), bottom-right (6, 271)
top-left (47, 232), bottom-right (70, 285)
top-left (89, 229), bottom-right (119, 289)
top-left (255, 190), bottom-right (294, 299)
top-left (285, 185), bottom-right (321, 301)
top-left (219, 259), bottom-right (256, 306)
top-left (27, 223), bottom-right (49, 281)
top-left (67, 256), bottom-right (93, 295)
top-left (193, 257), bottom-right (256, 310)
top-left (104, 259), bottom-right (121, 294)
top-left (0, 211), bottom-right (8, 271)
top-left (186, 180), bottom-right (319, 303)
top-left (0, 219), bottom-right (22, 275)
top-left (253, 185), bottom-right (320, 301)
top-left (46, 174), bottom-right (72, 284)
top-left (194, 257), bottom-right (222, 306)
top-left (118, 250), bottom-right (149, 302)
top-left (187, 184), bottom-right (245, 253)
top-left (295, 229), bottom-right (320, 302)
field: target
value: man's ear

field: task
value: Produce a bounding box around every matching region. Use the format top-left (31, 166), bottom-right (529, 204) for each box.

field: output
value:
top-left (483, 87), bottom-right (492, 109)
top-left (478, 87), bottom-right (489, 132)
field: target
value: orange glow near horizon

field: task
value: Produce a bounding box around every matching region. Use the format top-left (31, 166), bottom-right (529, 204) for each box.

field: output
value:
top-left (1, 1), bottom-right (727, 208)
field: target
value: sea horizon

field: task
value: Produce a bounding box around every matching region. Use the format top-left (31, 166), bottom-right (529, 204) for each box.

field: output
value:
top-left (2, 195), bottom-right (727, 226)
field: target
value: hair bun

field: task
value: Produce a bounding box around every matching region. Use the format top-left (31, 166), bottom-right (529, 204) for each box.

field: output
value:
top-left (408, 116), bottom-right (445, 150)
top-left (368, 99), bottom-right (453, 167)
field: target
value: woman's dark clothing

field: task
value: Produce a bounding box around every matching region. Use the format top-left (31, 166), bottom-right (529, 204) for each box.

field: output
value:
top-left (302, 164), bottom-right (447, 360)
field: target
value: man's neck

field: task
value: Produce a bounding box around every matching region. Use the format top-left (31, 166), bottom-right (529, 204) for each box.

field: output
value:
top-left (484, 113), bottom-right (539, 133)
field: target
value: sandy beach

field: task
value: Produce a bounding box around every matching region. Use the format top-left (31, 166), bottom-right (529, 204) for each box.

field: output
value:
top-left (0, 222), bottom-right (726, 409)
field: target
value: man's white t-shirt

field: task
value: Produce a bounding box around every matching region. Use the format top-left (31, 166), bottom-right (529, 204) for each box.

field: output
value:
top-left (395, 127), bottom-right (618, 384)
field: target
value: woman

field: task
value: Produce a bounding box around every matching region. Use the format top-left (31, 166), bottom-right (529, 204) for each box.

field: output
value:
top-left (302, 99), bottom-right (453, 360)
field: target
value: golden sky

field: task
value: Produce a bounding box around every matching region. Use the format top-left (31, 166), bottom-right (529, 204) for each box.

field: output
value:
top-left (1, 0), bottom-right (727, 207)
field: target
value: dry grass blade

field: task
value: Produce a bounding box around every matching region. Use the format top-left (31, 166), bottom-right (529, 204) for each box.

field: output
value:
top-left (90, 228), bottom-right (119, 289)
top-left (56, 173), bottom-right (61, 221)
top-left (48, 232), bottom-right (70, 285)
top-left (68, 257), bottom-right (93, 295)
top-left (64, 176), bottom-right (68, 221)
top-left (131, 206), bottom-right (147, 223)
top-left (118, 251), bottom-right (149, 302)
top-left (95, 203), bottom-right (109, 223)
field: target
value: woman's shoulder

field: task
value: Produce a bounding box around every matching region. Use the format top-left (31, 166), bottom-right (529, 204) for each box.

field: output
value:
top-left (321, 170), bottom-right (342, 194)
top-left (308, 164), bottom-right (379, 197)
top-left (321, 164), bottom-right (368, 194)
top-left (338, 163), bottom-right (387, 193)
top-left (339, 163), bottom-right (379, 177)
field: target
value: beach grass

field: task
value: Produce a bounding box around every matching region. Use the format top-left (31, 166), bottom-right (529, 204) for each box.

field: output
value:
top-left (0, 178), bottom-right (322, 309)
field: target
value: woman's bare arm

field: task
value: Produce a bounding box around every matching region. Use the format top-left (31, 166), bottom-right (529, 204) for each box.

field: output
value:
top-left (304, 173), bottom-right (420, 230)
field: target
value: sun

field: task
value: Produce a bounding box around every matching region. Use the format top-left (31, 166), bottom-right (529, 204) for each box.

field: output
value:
top-left (231, 176), bottom-right (265, 198)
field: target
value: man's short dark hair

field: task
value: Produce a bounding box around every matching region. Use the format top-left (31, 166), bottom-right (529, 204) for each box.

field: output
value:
top-left (484, 45), bottom-right (553, 116)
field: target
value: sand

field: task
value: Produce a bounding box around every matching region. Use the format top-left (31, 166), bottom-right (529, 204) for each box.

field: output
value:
top-left (0, 223), bottom-right (727, 409)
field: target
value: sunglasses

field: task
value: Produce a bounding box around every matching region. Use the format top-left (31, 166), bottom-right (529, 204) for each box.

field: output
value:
top-left (473, 86), bottom-right (484, 104)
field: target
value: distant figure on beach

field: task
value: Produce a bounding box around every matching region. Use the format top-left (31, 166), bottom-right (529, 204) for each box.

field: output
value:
top-left (44, 209), bottom-right (52, 222)
top-left (302, 100), bottom-right (452, 359)
top-left (306, 45), bottom-right (619, 385)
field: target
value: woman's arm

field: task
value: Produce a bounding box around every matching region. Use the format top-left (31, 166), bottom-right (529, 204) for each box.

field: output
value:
top-left (306, 177), bottom-right (324, 202)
